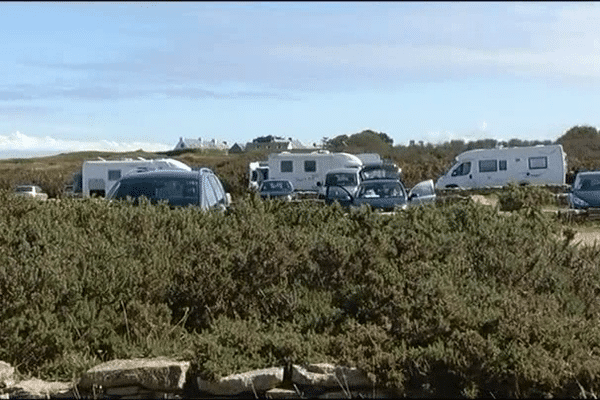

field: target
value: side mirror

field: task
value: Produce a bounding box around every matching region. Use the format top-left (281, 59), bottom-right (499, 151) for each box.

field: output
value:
top-left (225, 193), bottom-right (232, 206)
top-left (316, 181), bottom-right (322, 187)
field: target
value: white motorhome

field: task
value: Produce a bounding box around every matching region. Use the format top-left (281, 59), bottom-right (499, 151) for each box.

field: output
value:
top-left (248, 161), bottom-right (269, 191)
top-left (435, 144), bottom-right (567, 190)
top-left (77, 158), bottom-right (192, 197)
top-left (258, 151), bottom-right (364, 193)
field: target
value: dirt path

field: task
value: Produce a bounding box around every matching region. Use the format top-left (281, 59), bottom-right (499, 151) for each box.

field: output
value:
top-left (571, 231), bottom-right (600, 247)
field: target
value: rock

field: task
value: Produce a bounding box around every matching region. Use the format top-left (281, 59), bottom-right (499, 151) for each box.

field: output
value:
top-left (197, 367), bottom-right (283, 396)
top-left (77, 357), bottom-right (190, 393)
top-left (5, 378), bottom-right (72, 399)
top-left (292, 363), bottom-right (372, 389)
top-left (0, 362), bottom-right (14, 389)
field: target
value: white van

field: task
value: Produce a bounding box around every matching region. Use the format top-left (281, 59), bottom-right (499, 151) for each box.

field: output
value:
top-left (250, 151), bottom-right (363, 193)
top-left (77, 158), bottom-right (192, 197)
top-left (248, 161), bottom-right (269, 191)
top-left (435, 144), bottom-right (567, 190)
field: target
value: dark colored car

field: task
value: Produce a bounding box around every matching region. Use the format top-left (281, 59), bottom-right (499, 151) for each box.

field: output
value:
top-left (259, 179), bottom-right (294, 201)
top-left (359, 162), bottom-right (402, 182)
top-left (106, 169), bottom-right (230, 210)
top-left (326, 179), bottom-right (436, 211)
top-left (569, 171), bottom-right (600, 209)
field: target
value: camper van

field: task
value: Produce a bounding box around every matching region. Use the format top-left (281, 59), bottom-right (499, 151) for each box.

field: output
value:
top-left (435, 144), bottom-right (567, 190)
top-left (75, 158), bottom-right (192, 197)
top-left (248, 161), bottom-right (269, 191)
top-left (250, 151), bottom-right (364, 193)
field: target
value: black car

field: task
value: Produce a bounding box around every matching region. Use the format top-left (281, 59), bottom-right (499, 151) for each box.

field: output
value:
top-left (106, 169), bottom-right (231, 210)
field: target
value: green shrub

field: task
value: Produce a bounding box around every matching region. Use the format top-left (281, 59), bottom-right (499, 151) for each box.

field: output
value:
top-left (497, 183), bottom-right (557, 211)
top-left (3, 189), bottom-right (600, 397)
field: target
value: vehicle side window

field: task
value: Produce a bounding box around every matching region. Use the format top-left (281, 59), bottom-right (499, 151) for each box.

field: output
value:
top-left (203, 175), bottom-right (217, 208)
top-left (479, 159), bottom-right (497, 173)
top-left (499, 160), bottom-right (507, 171)
top-left (208, 175), bottom-right (225, 204)
top-left (529, 156), bottom-right (547, 169)
top-left (108, 170), bottom-right (121, 181)
top-left (304, 160), bottom-right (316, 172)
top-left (116, 180), bottom-right (155, 200)
top-left (451, 162), bottom-right (471, 177)
top-left (281, 161), bottom-right (293, 173)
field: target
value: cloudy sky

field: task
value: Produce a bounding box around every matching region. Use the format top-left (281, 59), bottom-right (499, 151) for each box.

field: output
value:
top-left (1, 2), bottom-right (600, 159)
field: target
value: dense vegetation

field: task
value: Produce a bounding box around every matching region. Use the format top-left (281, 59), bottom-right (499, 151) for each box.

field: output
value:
top-left (1, 188), bottom-right (600, 398)
top-left (2, 125), bottom-right (600, 397)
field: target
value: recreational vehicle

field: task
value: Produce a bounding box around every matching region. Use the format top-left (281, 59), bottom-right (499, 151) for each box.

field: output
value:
top-left (249, 151), bottom-right (364, 193)
top-left (75, 158), bottom-right (192, 197)
top-left (248, 161), bottom-right (269, 191)
top-left (435, 144), bottom-right (567, 190)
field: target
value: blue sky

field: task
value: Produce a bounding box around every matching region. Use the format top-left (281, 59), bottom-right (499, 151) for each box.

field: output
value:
top-left (1, 2), bottom-right (600, 158)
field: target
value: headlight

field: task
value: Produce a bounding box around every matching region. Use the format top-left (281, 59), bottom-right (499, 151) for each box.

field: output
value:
top-left (569, 194), bottom-right (589, 209)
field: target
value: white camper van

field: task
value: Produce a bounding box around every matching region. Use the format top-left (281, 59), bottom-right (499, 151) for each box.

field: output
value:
top-left (435, 144), bottom-right (567, 190)
top-left (248, 161), bottom-right (269, 191)
top-left (77, 158), bottom-right (192, 197)
top-left (262, 151), bottom-right (364, 193)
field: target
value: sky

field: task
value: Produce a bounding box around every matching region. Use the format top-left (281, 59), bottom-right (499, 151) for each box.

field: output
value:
top-left (1, 2), bottom-right (600, 159)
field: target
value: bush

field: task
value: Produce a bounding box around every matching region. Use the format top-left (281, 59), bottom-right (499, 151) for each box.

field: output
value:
top-left (497, 183), bottom-right (557, 211)
top-left (2, 186), bottom-right (600, 397)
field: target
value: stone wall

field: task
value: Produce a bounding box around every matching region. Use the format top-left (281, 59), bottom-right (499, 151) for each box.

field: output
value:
top-left (0, 358), bottom-right (401, 399)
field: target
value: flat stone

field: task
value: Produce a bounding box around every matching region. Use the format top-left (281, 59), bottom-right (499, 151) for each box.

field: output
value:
top-left (197, 367), bottom-right (283, 396)
top-left (0, 362), bottom-right (14, 388)
top-left (7, 378), bottom-right (72, 398)
top-left (292, 363), bottom-right (372, 389)
top-left (78, 357), bottom-right (190, 392)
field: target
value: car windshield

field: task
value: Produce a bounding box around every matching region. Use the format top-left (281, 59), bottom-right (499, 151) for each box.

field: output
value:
top-left (325, 173), bottom-right (357, 186)
top-left (15, 186), bottom-right (32, 192)
top-left (262, 181), bottom-right (291, 191)
top-left (357, 182), bottom-right (405, 199)
top-left (575, 174), bottom-right (600, 191)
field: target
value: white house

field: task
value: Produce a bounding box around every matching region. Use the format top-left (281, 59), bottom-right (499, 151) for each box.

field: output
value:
top-left (174, 137), bottom-right (229, 151)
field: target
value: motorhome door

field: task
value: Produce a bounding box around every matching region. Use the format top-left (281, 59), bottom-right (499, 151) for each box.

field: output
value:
top-left (447, 161), bottom-right (473, 188)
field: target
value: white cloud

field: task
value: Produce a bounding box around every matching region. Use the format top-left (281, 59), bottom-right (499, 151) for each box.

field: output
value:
top-left (0, 131), bottom-right (172, 159)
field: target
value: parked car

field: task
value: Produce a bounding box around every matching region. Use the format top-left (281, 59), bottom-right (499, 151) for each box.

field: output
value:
top-left (325, 179), bottom-right (435, 211)
top-left (14, 185), bottom-right (48, 200)
top-left (259, 179), bottom-right (295, 201)
top-left (569, 171), bottom-right (600, 209)
top-left (359, 162), bottom-right (402, 182)
top-left (106, 169), bottom-right (231, 210)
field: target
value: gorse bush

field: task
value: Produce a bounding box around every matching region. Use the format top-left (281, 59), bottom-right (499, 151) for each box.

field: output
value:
top-left (497, 183), bottom-right (557, 211)
top-left (2, 190), bottom-right (600, 397)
